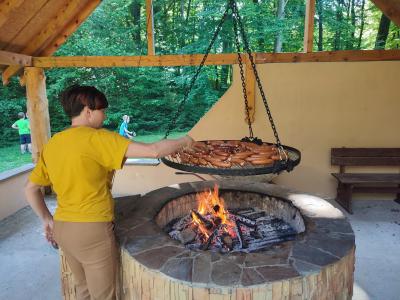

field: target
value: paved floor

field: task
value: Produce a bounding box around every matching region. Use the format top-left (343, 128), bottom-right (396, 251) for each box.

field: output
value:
top-left (0, 197), bottom-right (399, 300)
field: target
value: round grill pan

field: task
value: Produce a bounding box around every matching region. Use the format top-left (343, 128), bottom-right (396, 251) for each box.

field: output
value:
top-left (161, 140), bottom-right (301, 176)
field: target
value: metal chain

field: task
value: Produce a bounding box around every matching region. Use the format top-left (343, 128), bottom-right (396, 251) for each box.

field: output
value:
top-left (232, 9), bottom-right (254, 139)
top-left (164, 4), bottom-right (231, 139)
top-left (230, 0), bottom-right (282, 147)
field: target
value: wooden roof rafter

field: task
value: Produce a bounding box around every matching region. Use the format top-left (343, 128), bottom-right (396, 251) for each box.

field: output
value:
top-left (1, 0), bottom-right (101, 85)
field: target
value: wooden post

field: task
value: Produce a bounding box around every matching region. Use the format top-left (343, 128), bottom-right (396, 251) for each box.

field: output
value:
top-left (304, 0), bottom-right (316, 53)
top-left (245, 56), bottom-right (256, 124)
top-left (146, 0), bottom-right (155, 56)
top-left (24, 67), bottom-right (51, 163)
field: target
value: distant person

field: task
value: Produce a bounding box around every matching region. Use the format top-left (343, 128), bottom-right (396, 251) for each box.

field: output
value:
top-left (119, 114), bottom-right (136, 139)
top-left (11, 112), bottom-right (32, 154)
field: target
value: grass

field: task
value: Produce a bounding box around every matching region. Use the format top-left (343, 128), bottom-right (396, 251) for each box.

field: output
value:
top-left (0, 131), bottom-right (187, 173)
top-left (0, 145), bottom-right (33, 173)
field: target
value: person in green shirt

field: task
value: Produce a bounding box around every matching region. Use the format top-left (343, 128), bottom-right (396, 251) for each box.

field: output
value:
top-left (11, 112), bottom-right (32, 154)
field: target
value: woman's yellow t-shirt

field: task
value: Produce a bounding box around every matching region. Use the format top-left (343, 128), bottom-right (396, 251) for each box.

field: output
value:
top-left (29, 127), bottom-right (131, 222)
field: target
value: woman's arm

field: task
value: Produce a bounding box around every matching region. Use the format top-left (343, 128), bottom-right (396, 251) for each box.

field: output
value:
top-left (125, 135), bottom-right (193, 158)
top-left (24, 180), bottom-right (56, 246)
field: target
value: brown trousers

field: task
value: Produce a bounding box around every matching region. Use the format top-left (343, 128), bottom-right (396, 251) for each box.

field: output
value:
top-left (54, 221), bottom-right (118, 300)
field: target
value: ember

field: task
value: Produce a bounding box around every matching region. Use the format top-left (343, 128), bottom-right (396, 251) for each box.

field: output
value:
top-left (165, 185), bottom-right (297, 253)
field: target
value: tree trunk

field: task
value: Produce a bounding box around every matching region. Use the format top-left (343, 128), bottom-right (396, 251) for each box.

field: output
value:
top-left (185, 0), bottom-right (192, 22)
top-left (357, 0), bottom-right (365, 49)
top-left (348, 0), bottom-right (356, 49)
top-left (316, 0), bottom-right (324, 51)
top-left (375, 13), bottom-right (391, 49)
top-left (130, 1), bottom-right (142, 45)
top-left (334, 0), bottom-right (343, 50)
top-left (274, 0), bottom-right (286, 52)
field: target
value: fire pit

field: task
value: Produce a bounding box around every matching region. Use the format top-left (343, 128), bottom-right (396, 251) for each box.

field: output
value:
top-left (110, 181), bottom-right (355, 299)
top-left (161, 185), bottom-right (305, 253)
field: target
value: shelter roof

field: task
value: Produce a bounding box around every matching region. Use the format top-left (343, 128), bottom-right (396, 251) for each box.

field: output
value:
top-left (0, 0), bottom-right (399, 78)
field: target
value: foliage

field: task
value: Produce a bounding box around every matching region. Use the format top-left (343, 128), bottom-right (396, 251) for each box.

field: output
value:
top-left (0, 0), bottom-right (399, 149)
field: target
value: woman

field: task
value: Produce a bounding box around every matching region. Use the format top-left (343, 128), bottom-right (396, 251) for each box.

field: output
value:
top-left (24, 85), bottom-right (193, 300)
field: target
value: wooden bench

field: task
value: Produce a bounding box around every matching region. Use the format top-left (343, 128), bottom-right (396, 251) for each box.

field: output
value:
top-left (331, 148), bottom-right (400, 214)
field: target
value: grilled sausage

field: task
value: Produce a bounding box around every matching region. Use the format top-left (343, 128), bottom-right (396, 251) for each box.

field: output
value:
top-left (250, 158), bottom-right (274, 165)
top-left (205, 157), bottom-right (232, 168)
top-left (230, 157), bottom-right (246, 166)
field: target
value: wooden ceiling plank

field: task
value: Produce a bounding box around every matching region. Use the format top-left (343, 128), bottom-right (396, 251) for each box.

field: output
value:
top-left (29, 50), bottom-right (400, 69)
top-left (1, 0), bottom-right (52, 51)
top-left (40, 0), bottom-right (101, 56)
top-left (2, 0), bottom-right (87, 84)
top-left (0, 0), bottom-right (25, 28)
top-left (0, 50), bottom-right (32, 66)
top-left (371, 0), bottom-right (400, 26)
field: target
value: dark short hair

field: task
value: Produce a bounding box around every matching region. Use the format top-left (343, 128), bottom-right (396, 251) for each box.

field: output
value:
top-left (60, 85), bottom-right (108, 119)
top-left (18, 112), bottom-right (25, 118)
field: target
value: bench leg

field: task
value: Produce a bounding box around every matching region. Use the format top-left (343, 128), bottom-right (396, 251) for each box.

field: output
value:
top-left (336, 183), bottom-right (353, 214)
top-left (395, 184), bottom-right (400, 205)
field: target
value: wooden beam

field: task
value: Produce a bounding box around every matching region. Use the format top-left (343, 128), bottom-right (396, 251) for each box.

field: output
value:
top-left (0, 50), bottom-right (32, 66)
top-left (371, 0), bottom-right (400, 27)
top-left (2, 0), bottom-right (86, 85)
top-left (0, 0), bottom-right (25, 28)
top-left (32, 53), bottom-right (239, 68)
top-left (30, 50), bottom-right (400, 68)
top-left (146, 0), bottom-right (155, 56)
top-left (304, 0), bottom-right (316, 52)
top-left (25, 67), bottom-right (51, 163)
top-left (245, 57), bottom-right (256, 124)
top-left (255, 49), bottom-right (400, 63)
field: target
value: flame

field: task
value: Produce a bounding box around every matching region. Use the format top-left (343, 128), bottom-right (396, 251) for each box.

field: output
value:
top-left (191, 184), bottom-right (235, 241)
top-left (191, 211), bottom-right (209, 238)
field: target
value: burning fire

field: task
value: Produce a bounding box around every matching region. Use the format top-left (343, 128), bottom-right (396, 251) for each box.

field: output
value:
top-left (166, 185), bottom-right (298, 252)
top-left (190, 185), bottom-right (236, 242)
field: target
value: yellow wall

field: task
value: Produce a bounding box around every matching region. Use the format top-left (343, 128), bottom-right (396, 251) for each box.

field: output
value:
top-left (115, 61), bottom-right (400, 199)
top-left (0, 173), bottom-right (30, 220)
top-left (189, 61), bottom-right (400, 198)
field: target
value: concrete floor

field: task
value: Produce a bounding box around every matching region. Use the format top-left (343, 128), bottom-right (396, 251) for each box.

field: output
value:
top-left (0, 197), bottom-right (399, 300)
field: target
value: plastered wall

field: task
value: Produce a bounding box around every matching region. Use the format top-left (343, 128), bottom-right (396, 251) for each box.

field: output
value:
top-left (115, 60), bottom-right (400, 199)
top-left (0, 172), bottom-right (31, 220)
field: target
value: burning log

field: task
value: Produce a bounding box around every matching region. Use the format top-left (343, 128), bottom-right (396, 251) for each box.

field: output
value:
top-left (191, 209), bottom-right (213, 230)
top-left (201, 225), bottom-right (221, 251)
top-left (232, 214), bottom-right (257, 228)
top-left (234, 220), bottom-right (246, 249)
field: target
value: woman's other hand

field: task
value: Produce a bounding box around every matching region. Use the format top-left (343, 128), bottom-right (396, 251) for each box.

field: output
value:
top-left (43, 216), bottom-right (58, 249)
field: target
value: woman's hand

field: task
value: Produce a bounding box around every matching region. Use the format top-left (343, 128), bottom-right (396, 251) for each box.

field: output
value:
top-left (183, 135), bottom-right (194, 148)
top-left (43, 216), bottom-right (58, 249)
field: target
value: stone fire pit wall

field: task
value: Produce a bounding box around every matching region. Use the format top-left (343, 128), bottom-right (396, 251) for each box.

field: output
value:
top-left (59, 181), bottom-right (355, 300)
